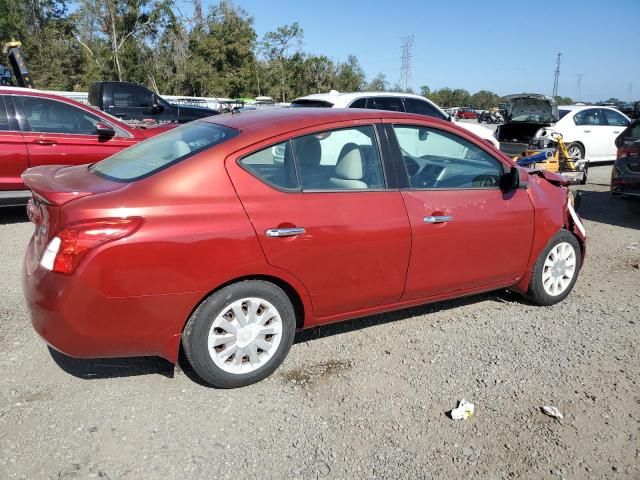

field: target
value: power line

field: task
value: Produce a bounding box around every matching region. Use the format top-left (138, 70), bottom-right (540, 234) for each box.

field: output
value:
top-left (576, 73), bottom-right (585, 101)
top-left (398, 35), bottom-right (414, 93)
top-left (552, 52), bottom-right (561, 98)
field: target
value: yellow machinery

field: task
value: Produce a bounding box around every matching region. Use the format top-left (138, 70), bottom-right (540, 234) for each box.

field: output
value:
top-left (514, 132), bottom-right (587, 184)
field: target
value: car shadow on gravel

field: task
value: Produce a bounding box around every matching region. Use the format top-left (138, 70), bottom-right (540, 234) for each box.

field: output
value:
top-left (294, 290), bottom-right (524, 345)
top-left (575, 190), bottom-right (640, 229)
top-left (48, 347), bottom-right (175, 380)
top-left (0, 206), bottom-right (29, 224)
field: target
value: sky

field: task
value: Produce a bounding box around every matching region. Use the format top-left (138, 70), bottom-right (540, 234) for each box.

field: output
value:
top-left (186, 0), bottom-right (640, 102)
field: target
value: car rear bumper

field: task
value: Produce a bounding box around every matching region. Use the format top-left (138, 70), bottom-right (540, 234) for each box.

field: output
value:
top-left (611, 162), bottom-right (640, 196)
top-left (22, 236), bottom-right (201, 363)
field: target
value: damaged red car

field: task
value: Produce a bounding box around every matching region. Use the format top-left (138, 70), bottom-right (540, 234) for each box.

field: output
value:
top-left (22, 108), bottom-right (586, 388)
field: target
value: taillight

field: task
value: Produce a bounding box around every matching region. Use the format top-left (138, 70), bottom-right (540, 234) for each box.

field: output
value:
top-left (40, 218), bottom-right (143, 274)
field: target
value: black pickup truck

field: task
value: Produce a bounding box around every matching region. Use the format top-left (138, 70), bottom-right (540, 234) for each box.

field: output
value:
top-left (88, 81), bottom-right (220, 124)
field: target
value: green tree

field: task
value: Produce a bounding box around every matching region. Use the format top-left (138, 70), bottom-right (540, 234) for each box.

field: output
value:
top-left (470, 90), bottom-right (500, 109)
top-left (261, 22), bottom-right (303, 101)
top-left (365, 73), bottom-right (388, 92)
top-left (334, 55), bottom-right (365, 92)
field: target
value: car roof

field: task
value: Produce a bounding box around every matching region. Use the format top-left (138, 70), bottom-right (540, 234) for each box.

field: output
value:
top-left (292, 91), bottom-right (439, 107)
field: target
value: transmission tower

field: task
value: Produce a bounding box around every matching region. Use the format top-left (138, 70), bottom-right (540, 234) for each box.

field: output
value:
top-left (398, 35), bottom-right (414, 93)
top-left (552, 52), bottom-right (561, 98)
top-left (576, 73), bottom-right (585, 101)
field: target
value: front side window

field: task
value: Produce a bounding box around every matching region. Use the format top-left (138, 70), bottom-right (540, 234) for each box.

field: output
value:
top-left (91, 121), bottom-right (238, 181)
top-left (293, 126), bottom-right (385, 190)
top-left (368, 97), bottom-right (405, 113)
top-left (404, 98), bottom-right (447, 120)
top-left (574, 108), bottom-right (605, 126)
top-left (0, 96), bottom-right (10, 131)
top-left (603, 109), bottom-right (629, 127)
top-left (393, 125), bottom-right (503, 189)
top-left (18, 96), bottom-right (103, 135)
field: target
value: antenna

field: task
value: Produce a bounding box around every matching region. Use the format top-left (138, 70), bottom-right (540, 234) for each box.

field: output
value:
top-left (552, 52), bottom-right (561, 98)
top-left (398, 35), bottom-right (414, 93)
top-left (575, 73), bottom-right (585, 101)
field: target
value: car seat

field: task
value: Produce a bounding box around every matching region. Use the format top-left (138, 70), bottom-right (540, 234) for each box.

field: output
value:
top-left (329, 143), bottom-right (367, 189)
top-left (292, 135), bottom-right (326, 189)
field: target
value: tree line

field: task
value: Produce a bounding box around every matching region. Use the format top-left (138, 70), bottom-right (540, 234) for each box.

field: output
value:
top-left (0, 0), bottom-right (572, 108)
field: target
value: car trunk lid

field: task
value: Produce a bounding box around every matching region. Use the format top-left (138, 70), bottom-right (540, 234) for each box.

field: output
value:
top-left (22, 165), bottom-right (128, 260)
top-left (503, 94), bottom-right (559, 123)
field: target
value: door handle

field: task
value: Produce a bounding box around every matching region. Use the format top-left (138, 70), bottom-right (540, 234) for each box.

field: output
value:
top-left (612, 131), bottom-right (621, 134)
top-left (265, 227), bottom-right (305, 237)
top-left (33, 138), bottom-right (57, 146)
top-left (424, 216), bottom-right (452, 224)
top-left (583, 130), bottom-right (591, 133)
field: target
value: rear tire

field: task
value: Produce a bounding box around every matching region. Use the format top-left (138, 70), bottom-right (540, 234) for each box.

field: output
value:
top-left (525, 230), bottom-right (581, 306)
top-left (182, 280), bottom-right (296, 388)
top-left (567, 142), bottom-right (585, 162)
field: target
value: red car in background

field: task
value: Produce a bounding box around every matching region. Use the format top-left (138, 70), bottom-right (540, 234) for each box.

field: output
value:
top-left (22, 108), bottom-right (586, 388)
top-left (456, 108), bottom-right (477, 120)
top-left (0, 87), bottom-right (175, 206)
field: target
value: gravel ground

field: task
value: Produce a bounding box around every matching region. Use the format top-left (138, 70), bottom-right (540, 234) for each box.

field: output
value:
top-left (1, 165), bottom-right (639, 480)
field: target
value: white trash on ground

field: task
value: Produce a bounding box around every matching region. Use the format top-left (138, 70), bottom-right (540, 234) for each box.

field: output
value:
top-left (541, 405), bottom-right (564, 419)
top-left (450, 399), bottom-right (475, 420)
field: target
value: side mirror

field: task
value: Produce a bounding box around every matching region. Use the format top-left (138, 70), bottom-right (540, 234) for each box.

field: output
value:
top-left (418, 129), bottom-right (429, 141)
top-left (96, 122), bottom-right (115, 138)
top-left (500, 166), bottom-right (520, 193)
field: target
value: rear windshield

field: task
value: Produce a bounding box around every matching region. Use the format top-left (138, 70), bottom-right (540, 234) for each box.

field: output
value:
top-left (558, 109), bottom-right (570, 120)
top-left (290, 99), bottom-right (334, 108)
top-left (90, 121), bottom-right (238, 181)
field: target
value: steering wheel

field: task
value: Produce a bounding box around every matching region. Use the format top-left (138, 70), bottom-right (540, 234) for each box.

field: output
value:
top-left (472, 174), bottom-right (499, 188)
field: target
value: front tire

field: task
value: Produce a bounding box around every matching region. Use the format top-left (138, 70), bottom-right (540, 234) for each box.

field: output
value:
top-left (525, 230), bottom-right (581, 306)
top-left (182, 280), bottom-right (296, 388)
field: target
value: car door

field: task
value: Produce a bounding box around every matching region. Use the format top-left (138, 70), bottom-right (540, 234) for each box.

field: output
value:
top-left (14, 95), bottom-right (136, 167)
top-left (571, 108), bottom-right (609, 160)
top-left (384, 120), bottom-right (535, 298)
top-left (0, 95), bottom-right (30, 192)
top-left (602, 109), bottom-right (631, 160)
top-left (225, 122), bottom-right (412, 318)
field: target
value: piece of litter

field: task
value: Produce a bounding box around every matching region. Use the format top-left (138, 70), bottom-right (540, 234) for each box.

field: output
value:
top-left (541, 405), bottom-right (564, 419)
top-left (450, 399), bottom-right (475, 420)
top-left (626, 242), bottom-right (638, 251)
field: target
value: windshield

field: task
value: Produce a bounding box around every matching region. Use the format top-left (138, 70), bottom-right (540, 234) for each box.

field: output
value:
top-left (90, 121), bottom-right (238, 181)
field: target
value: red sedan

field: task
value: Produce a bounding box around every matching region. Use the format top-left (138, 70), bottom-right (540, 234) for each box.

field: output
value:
top-left (0, 86), bottom-right (174, 206)
top-left (22, 108), bottom-right (586, 388)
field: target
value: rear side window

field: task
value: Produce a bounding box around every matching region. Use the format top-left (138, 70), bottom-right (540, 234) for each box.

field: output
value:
top-left (368, 97), bottom-right (405, 112)
top-left (603, 109), bottom-right (629, 126)
top-left (239, 125), bottom-right (386, 191)
top-left (239, 141), bottom-right (296, 190)
top-left (404, 98), bottom-right (447, 120)
top-left (0, 96), bottom-right (9, 130)
top-left (90, 121), bottom-right (238, 181)
top-left (573, 109), bottom-right (605, 126)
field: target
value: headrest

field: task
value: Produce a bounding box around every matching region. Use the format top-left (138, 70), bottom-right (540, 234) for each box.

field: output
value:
top-left (294, 135), bottom-right (322, 166)
top-left (335, 144), bottom-right (363, 180)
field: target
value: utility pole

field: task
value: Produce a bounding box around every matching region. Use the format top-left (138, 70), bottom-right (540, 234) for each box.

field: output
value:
top-left (552, 52), bottom-right (561, 98)
top-left (629, 83), bottom-right (633, 101)
top-left (576, 73), bottom-right (585, 102)
top-left (398, 35), bottom-right (414, 93)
